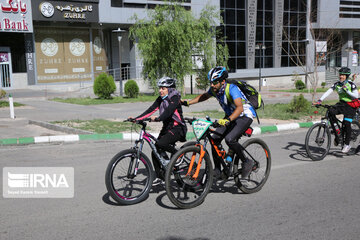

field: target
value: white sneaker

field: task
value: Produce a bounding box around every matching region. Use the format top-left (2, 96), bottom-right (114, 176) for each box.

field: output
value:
top-left (342, 145), bottom-right (351, 153)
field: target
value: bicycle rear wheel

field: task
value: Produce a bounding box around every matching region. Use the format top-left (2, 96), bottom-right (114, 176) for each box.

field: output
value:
top-left (349, 121), bottom-right (360, 152)
top-left (165, 146), bottom-right (213, 209)
top-left (105, 149), bottom-right (154, 205)
top-left (305, 123), bottom-right (331, 161)
top-left (234, 138), bottom-right (271, 194)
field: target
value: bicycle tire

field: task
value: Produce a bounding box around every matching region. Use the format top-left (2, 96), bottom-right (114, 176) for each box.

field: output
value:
top-left (349, 121), bottom-right (360, 152)
top-left (234, 138), bottom-right (271, 194)
top-left (165, 146), bottom-right (214, 209)
top-left (105, 149), bottom-right (154, 205)
top-left (305, 123), bottom-right (331, 161)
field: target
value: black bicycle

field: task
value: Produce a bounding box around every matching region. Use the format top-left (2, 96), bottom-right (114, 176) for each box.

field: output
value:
top-left (165, 117), bottom-right (271, 209)
top-left (105, 118), bottom-right (194, 205)
top-left (305, 104), bottom-right (360, 161)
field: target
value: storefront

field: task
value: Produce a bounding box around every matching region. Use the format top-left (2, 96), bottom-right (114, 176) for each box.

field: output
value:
top-left (31, 0), bottom-right (108, 84)
top-left (0, 0), bottom-right (33, 89)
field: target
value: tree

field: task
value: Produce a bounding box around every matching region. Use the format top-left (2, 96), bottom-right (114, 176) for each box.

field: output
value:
top-left (130, 1), bottom-right (228, 93)
top-left (282, 5), bottom-right (343, 101)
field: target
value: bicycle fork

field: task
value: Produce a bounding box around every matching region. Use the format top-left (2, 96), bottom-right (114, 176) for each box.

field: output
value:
top-left (186, 144), bottom-right (206, 180)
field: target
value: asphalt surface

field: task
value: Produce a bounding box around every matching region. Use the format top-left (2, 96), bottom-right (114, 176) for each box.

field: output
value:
top-left (1, 130), bottom-right (359, 240)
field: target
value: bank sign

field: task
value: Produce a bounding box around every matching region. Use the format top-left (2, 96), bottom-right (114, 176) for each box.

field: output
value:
top-left (0, 0), bottom-right (33, 32)
top-left (32, 0), bottom-right (98, 22)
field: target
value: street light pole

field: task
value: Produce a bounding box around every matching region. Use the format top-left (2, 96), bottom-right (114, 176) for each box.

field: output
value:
top-left (112, 28), bottom-right (126, 96)
top-left (255, 43), bottom-right (266, 92)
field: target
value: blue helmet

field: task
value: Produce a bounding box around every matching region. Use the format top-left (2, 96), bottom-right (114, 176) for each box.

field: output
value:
top-left (207, 66), bottom-right (228, 83)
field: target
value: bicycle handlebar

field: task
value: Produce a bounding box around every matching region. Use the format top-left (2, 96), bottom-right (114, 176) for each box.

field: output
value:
top-left (124, 118), bottom-right (152, 124)
top-left (184, 116), bottom-right (221, 127)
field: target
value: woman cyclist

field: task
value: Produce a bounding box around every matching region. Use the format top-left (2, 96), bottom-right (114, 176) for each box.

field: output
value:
top-left (315, 67), bottom-right (359, 153)
top-left (130, 77), bottom-right (187, 183)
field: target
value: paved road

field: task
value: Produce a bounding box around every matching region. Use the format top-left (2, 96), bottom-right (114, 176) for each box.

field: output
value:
top-left (1, 130), bottom-right (359, 240)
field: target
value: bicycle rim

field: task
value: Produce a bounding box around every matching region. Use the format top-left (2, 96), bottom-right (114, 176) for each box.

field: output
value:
top-left (105, 150), bottom-right (153, 205)
top-left (349, 121), bottom-right (360, 152)
top-left (235, 138), bottom-right (271, 194)
top-left (305, 123), bottom-right (331, 161)
top-left (165, 146), bottom-right (213, 209)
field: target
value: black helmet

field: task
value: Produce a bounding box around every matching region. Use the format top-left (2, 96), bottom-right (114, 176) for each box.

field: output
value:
top-left (339, 67), bottom-right (351, 76)
top-left (207, 66), bottom-right (228, 83)
top-left (157, 77), bottom-right (176, 88)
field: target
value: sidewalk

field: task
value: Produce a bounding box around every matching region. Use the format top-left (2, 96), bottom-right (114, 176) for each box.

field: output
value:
top-left (0, 87), bottom-right (333, 145)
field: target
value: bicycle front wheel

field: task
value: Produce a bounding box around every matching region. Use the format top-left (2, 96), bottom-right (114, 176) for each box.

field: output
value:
top-left (165, 146), bottom-right (213, 209)
top-left (234, 138), bottom-right (271, 194)
top-left (305, 123), bottom-right (331, 161)
top-left (105, 149), bottom-right (154, 205)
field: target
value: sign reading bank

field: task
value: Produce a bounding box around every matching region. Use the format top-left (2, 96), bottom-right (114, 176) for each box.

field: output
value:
top-left (0, 0), bottom-right (33, 32)
top-left (3, 167), bottom-right (74, 198)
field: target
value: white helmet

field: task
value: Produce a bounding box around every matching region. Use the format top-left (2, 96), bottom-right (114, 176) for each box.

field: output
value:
top-left (157, 77), bottom-right (176, 88)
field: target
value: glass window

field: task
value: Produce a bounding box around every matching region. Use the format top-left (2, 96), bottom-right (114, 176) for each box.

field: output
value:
top-left (225, 0), bottom-right (235, 8)
top-left (237, 57), bottom-right (246, 69)
top-left (257, 0), bottom-right (263, 10)
top-left (290, 13), bottom-right (298, 26)
top-left (264, 57), bottom-right (273, 68)
top-left (237, 26), bottom-right (246, 40)
top-left (225, 10), bottom-right (236, 24)
top-left (283, 12), bottom-right (289, 26)
top-left (257, 11), bottom-right (264, 25)
top-left (284, 0), bottom-right (290, 11)
top-left (298, 13), bottom-right (306, 26)
top-left (237, 10), bottom-right (245, 25)
top-left (226, 26), bottom-right (236, 40)
top-left (237, 42), bottom-right (246, 56)
top-left (227, 42), bottom-right (236, 57)
top-left (290, 0), bottom-right (299, 11)
top-left (299, 0), bottom-right (307, 12)
top-left (265, 0), bottom-right (273, 10)
top-left (237, 0), bottom-right (245, 9)
top-left (220, 0), bottom-right (224, 8)
top-left (265, 11), bottom-right (273, 25)
top-left (281, 56), bottom-right (289, 67)
top-left (265, 27), bottom-right (273, 41)
top-left (256, 27), bottom-right (264, 41)
top-left (228, 57), bottom-right (236, 72)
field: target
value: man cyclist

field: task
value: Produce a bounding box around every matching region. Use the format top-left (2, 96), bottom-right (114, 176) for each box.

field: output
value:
top-left (131, 77), bottom-right (187, 184)
top-left (182, 66), bottom-right (256, 180)
top-left (315, 67), bottom-right (359, 153)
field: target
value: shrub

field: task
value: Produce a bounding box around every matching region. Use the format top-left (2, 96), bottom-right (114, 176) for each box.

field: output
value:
top-left (295, 79), bottom-right (306, 90)
top-left (93, 73), bottom-right (116, 99)
top-left (321, 82), bottom-right (326, 88)
top-left (287, 94), bottom-right (310, 113)
top-left (0, 89), bottom-right (6, 99)
top-left (124, 80), bottom-right (139, 98)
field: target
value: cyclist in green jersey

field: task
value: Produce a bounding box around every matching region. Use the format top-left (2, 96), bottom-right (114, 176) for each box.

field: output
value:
top-left (315, 67), bottom-right (359, 153)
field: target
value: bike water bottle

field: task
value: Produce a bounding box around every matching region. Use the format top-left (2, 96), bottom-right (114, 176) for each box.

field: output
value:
top-left (225, 149), bottom-right (234, 162)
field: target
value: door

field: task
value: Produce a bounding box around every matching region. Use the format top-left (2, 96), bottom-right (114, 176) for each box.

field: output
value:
top-left (0, 47), bottom-right (12, 89)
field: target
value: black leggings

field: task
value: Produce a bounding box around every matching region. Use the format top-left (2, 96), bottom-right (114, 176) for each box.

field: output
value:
top-left (152, 126), bottom-right (185, 178)
top-left (329, 102), bottom-right (356, 145)
top-left (211, 116), bottom-right (253, 169)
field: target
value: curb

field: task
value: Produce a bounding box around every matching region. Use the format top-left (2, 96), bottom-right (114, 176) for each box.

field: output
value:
top-left (0, 121), bottom-right (318, 146)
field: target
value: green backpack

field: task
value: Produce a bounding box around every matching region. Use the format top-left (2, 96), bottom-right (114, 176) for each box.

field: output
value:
top-left (225, 79), bottom-right (264, 109)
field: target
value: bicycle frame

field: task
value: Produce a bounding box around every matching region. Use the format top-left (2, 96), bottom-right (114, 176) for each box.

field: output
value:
top-left (185, 118), bottom-right (257, 180)
top-left (320, 106), bottom-right (345, 147)
top-left (129, 120), bottom-right (170, 177)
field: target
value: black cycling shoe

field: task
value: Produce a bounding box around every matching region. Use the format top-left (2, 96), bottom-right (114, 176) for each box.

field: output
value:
top-left (241, 158), bottom-right (255, 180)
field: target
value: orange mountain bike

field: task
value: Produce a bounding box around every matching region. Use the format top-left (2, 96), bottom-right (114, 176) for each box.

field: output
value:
top-left (165, 117), bottom-right (271, 209)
